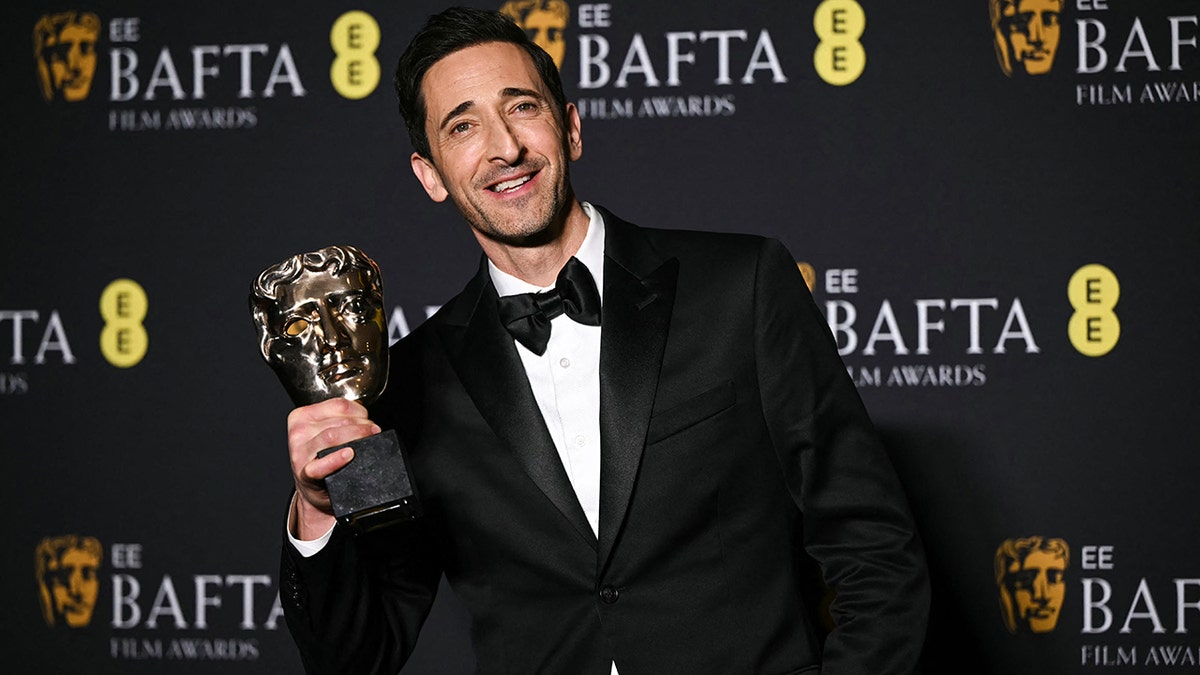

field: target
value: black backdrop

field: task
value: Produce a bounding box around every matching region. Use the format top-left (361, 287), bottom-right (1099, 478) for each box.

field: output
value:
top-left (4, 1), bottom-right (1199, 673)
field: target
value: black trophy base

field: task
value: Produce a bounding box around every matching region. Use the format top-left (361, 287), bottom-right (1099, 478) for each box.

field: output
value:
top-left (315, 429), bottom-right (421, 533)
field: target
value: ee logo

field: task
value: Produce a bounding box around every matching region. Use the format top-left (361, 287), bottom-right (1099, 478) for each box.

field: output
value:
top-left (814, 0), bottom-right (865, 86)
top-left (1068, 264), bottom-right (1119, 357)
top-left (99, 279), bottom-right (148, 368)
top-left (331, 11), bottom-right (381, 100)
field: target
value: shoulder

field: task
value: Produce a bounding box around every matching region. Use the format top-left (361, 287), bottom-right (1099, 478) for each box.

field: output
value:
top-left (599, 205), bottom-right (784, 258)
top-left (597, 205), bottom-right (797, 277)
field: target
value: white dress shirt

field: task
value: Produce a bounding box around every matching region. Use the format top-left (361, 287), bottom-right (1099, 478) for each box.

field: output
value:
top-left (486, 201), bottom-right (605, 536)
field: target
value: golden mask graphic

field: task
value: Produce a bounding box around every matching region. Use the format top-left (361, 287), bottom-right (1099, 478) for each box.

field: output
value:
top-left (34, 11), bottom-right (100, 102)
top-left (500, 0), bottom-right (570, 68)
top-left (36, 535), bottom-right (102, 628)
top-left (995, 536), bottom-right (1069, 634)
top-left (990, 0), bottom-right (1063, 76)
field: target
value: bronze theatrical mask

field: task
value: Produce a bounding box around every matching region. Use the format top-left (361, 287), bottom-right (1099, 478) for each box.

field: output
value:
top-left (250, 245), bottom-right (388, 407)
top-left (250, 245), bottom-right (419, 531)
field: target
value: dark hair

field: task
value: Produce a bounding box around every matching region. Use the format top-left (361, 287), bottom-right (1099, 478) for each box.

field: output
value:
top-left (394, 6), bottom-right (568, 158)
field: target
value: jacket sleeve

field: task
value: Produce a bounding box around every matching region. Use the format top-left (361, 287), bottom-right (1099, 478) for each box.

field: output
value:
top-left (752, 237), bottom-right (930, 675)
top-left (280, 511), bottom-right (443, 674)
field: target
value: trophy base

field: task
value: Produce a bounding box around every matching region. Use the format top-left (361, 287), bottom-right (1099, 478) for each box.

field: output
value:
top-left (316, 429), bottom-right (421, 533)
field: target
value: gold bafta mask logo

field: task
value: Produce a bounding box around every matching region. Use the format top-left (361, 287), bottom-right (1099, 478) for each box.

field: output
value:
top-left (36, 535), bottom-right (102, 628)
top-left (995, 536), bottom-right (1069, 634)
top-left (34, 11), bottom-right (101, 102)
top-left (989, 0), bottom-right (1063, 76)
top-left (500, 0), bottom-right (570, 68)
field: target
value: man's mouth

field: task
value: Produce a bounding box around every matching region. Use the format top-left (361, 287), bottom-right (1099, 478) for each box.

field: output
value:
top-left (488, 174), bottom-right (533, 193)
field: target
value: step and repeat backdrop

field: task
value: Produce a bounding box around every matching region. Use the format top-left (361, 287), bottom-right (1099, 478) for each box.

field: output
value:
top-left (3, 0), bottom-right (1198, 673)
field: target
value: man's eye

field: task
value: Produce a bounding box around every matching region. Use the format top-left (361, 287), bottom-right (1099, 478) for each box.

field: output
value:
top-left (451, 121), bottom-right (471, 134)
top-left (282, 318), bottom-right (309, 337)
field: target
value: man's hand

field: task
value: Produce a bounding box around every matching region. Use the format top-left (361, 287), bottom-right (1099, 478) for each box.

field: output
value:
top-left (287, 397), bottom-right (381, 540)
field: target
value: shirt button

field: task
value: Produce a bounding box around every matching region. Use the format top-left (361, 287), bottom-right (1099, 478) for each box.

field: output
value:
top-left (575, 435), bottom-right (586, 447)
top-left (559, 357), bottom-right (571, 368)
top-left (599, 585), bottom-right (619, 604)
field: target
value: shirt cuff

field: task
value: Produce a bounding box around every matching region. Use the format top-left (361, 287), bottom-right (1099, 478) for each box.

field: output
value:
top-left (286, 493), bottom-right (336, 557)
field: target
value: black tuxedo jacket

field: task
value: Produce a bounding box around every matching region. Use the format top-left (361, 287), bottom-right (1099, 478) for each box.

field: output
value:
top-left (281, 207), bottom-right (929, 675)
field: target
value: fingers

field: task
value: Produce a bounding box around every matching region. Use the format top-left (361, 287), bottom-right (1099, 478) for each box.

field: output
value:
top-left (301, 446), bottom-right (355, 483)
top-left (286, 398), bottom-right (381, 513)
top-left (288, 398), bottom-right (380, 458)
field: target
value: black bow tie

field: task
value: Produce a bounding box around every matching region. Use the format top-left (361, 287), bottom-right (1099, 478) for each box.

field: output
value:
top-left (497, 257), bottom-right (601, 356)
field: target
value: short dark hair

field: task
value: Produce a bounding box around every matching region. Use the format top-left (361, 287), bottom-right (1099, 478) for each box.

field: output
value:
top-left (394, 6), bottom-right (568, 159)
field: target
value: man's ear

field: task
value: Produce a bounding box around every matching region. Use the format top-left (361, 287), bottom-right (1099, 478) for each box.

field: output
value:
top-left (565, 102), bottom-right (582, 161)
top-left (411, 153), bottom-right (448, 202)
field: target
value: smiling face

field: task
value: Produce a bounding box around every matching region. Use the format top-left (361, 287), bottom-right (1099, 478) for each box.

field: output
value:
top-left (410, 41), bottom-right (582, 251)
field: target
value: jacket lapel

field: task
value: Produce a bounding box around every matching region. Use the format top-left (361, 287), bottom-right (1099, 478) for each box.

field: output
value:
top-left (438, 258), bottom-right (597, 549)
top-left (596, 209), bottom-right (678, 573)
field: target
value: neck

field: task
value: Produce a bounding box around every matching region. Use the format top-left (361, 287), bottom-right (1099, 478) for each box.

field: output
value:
top-left (479, 199), bottom-right (590, 287)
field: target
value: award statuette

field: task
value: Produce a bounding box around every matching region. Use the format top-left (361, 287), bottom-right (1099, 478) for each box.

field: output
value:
top-left (250, 245), bottom-right (420, 532)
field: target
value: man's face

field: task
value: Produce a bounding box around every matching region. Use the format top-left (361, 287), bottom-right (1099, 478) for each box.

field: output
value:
top-left (48, 547), bottom-right (100, 627)
top-left (999, 0), bottom-right (1062, 75)
top-left (523, 9), bottom-right (567, 68)
top-left (410, 42), bottom-right (582, 249)
top-left (262, 267), bottom-right (387, 406)
top-left (40, 20), bottom-right (98, 101)
top-left (1006, 550), bottom-right (1067, 633)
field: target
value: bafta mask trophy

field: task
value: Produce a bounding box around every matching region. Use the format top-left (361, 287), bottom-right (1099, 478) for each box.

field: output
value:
top-left (250, 245), bottom-right (420, 532)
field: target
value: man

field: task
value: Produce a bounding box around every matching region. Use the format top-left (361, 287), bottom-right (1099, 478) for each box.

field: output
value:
top-left (279, 7), bottom-right (929, 674)
top-left (990, 0), bottom-right (1064, 77)
top-left (995, 536), bottom-right (1069, 634)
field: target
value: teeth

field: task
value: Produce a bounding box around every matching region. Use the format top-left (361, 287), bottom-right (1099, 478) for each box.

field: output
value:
top-left (491, 175), bottom-right (531, 192)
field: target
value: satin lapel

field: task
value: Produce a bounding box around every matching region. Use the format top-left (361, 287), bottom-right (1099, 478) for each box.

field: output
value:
top-left (596, 210), bottom-right (678, 573)
top-left (438, 259), bottom-right (597, 549)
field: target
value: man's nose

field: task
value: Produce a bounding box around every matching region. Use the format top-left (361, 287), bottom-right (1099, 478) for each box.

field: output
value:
top-left (487, 119), bottom-right (523, 165)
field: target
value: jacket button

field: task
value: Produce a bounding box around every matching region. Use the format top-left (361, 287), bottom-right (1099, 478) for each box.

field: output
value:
top-left (599, 585), bottom-right (619, 604)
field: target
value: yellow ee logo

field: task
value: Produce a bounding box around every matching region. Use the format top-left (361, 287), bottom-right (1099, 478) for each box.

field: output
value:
top-left (330, 11), bottom-right (381, 100)
top-left (99, 279), bottom-right (148, 368)
top-left (1068, 264), bottom-right (1119, 357)
top-left (814, 0), bottom-right (865, 86)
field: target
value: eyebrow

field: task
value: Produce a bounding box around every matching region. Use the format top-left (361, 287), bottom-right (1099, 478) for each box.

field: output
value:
top-left (437, 87), bottom-right (548, 132)
top-left (439, 100), bottom-right (475, 132)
